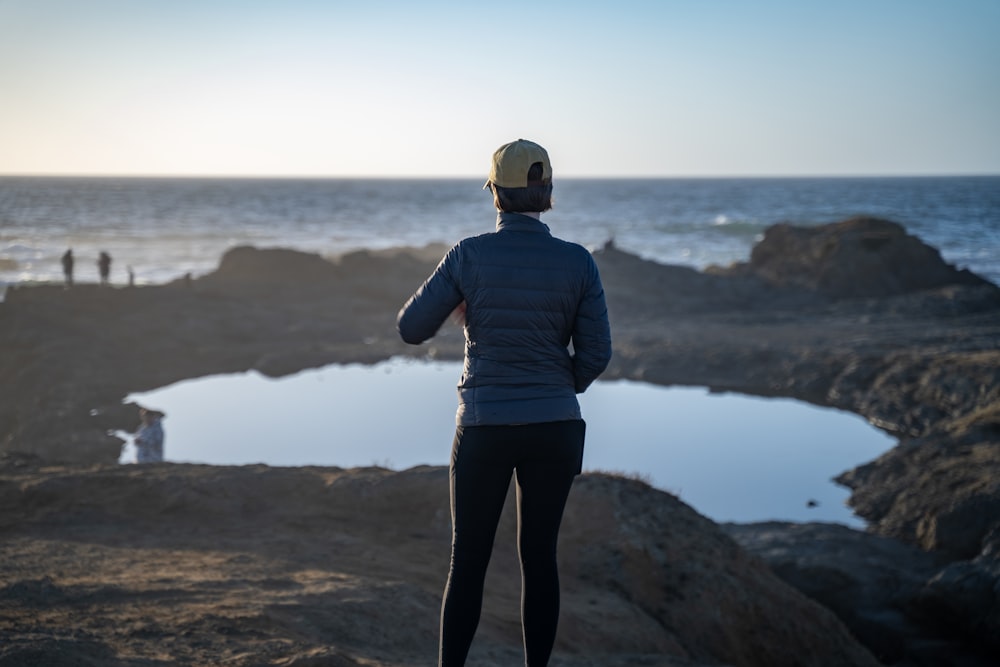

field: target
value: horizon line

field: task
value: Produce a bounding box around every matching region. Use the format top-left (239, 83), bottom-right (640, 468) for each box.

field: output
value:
top-left (2, 171), bottom-right (999, 180)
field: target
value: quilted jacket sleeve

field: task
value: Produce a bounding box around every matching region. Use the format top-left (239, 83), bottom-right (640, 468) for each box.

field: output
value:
top-left (396, 245), bottom-right (465, 345)
top-left (572, 255), bottom-right (612, 393)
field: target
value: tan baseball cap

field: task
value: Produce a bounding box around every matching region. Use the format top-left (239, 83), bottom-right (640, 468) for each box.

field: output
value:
top-left (484, 139), bottom-right (553, 189)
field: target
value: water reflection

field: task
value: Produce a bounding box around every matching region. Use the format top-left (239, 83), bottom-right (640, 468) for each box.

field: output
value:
top-left (121, 357), bottom-right (894, 526)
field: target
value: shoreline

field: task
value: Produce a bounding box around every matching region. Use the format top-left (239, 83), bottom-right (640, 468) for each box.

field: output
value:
top-left (2, 216), bottom-right (999, 665)
top-left (4, 174), bottom-right (1000, 292)
top-left (3, 216), bottom-right (997, 549)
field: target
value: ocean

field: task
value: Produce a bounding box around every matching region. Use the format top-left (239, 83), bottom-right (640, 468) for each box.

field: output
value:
top-left (2, 176), bottom-right (999, 292)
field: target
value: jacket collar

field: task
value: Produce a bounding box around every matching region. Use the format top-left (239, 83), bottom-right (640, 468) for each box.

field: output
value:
top-left (496, 212), bottom-right (551, 234)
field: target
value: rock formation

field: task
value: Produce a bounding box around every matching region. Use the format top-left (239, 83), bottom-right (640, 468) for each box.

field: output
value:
top-left (1, 217), bottom-right (998, 664)
top-left (0, 459), bottom-right (879, 666)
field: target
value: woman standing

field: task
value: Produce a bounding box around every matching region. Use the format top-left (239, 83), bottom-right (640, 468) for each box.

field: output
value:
top-left (397, 139), bottom-right (612, 666)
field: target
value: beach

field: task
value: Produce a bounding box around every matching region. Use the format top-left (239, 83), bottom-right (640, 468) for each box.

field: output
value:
top-left (2, 216), bottom-right (999, 665)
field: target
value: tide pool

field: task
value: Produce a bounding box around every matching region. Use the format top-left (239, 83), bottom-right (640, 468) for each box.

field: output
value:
top-left (119, 357), bottom-right (894, 527)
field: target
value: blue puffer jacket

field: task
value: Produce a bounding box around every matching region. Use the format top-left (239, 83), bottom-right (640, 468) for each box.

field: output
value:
top-left (397, 212), bottom-right (612, 426)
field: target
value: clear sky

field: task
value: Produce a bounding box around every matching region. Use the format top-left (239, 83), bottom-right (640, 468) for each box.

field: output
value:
top-left (1, 0), bottom-right (998, 177)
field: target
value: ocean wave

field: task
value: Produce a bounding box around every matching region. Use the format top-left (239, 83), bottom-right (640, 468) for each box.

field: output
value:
top-left (1, 244), bottom-right (43, 259)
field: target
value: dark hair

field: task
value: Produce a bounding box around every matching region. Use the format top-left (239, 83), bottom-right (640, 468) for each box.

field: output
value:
top-left (491, 162), bottom-right (553, 213)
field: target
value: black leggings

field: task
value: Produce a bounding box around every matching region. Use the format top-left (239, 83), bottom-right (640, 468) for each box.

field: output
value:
top-left (439, 420), bottom-right (585, 667)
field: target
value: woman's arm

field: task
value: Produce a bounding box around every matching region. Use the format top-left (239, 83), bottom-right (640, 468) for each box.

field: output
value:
top-left (397, 246), bottom-right (465, 345)
top-left (571, 257), bottom-right (612, 393)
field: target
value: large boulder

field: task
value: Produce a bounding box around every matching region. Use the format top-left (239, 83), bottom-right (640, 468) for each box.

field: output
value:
top-left (911, 547), bottom-right (1000, 659)
top-left (195, 245), bottom-right (341, 288)
top-left (720, 217), bottom-right (991, 298)
top-left (725, 521), bottom-right (999, 666)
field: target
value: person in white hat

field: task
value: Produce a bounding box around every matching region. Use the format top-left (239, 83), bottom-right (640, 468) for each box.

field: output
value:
top-left (398, 139), bottom-right (612, 666)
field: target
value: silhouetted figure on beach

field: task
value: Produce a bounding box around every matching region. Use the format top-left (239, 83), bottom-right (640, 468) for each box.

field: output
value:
top-left (127, 265), bottom-right (135, 287)
top-left (61, 249), bottom-right (74, 286)
top-left (98, 251), bottom-right (112, 285)
top-left (133, 409), bottom-right (165, 463)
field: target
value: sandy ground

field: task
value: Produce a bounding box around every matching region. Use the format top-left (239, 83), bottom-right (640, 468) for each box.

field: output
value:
top-left (1, 460), bottom-right (881, 666)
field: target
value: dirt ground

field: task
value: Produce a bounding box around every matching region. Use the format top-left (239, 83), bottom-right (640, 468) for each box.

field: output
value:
top-left (2, 219), bottom-right (999, 665)
top-left (0, 460), bottom-right (882, 667)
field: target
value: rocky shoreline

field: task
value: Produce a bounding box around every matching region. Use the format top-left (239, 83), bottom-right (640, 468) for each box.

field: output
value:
top-left (2, 217), bottom-right (999, 665)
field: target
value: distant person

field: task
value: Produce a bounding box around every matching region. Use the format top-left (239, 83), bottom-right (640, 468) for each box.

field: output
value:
top-left (134, 409), bottom-right (165, 463)
top-left (127, 265), bottom-right (135, 287)
top-left (98, 251), bottom-right (112, 285)
top-left (61, 249), bottom-right (74, 286)
top-left (397, 139), bottom-right (612, 667)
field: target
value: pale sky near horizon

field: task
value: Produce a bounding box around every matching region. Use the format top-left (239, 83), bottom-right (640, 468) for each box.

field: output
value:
top-left (1, 0), bottom-right (998, 178)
